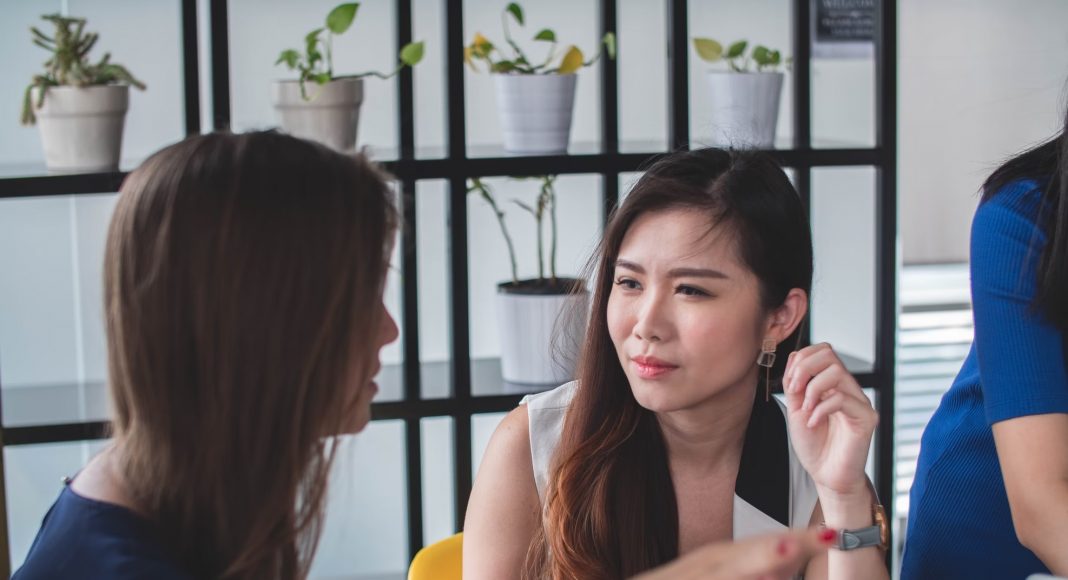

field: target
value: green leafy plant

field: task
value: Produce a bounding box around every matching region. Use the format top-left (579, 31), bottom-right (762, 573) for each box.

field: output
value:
top-left (21, 14), bottom-right (146, 126)
top-left (275, 3), bottom-right (425, 100)
top-left (468, 175), bottom-right (561, 286)
top-left (465, 3), bottom-right (615, 75)
top-left (692, 38), bottom-right (789, 73)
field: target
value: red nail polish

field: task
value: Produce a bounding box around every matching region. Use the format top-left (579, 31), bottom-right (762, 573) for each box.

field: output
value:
top-left (820, 528), bottom-right (838, 544)
top-left (776, 538), bottom-right (793, 556)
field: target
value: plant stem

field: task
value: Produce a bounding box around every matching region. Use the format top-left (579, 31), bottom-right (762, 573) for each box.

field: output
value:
top-left (536, 205), bottom-right (544, 281)
top-left (473, 179), bottom-right (519, 284)
top-left (546, 176), bottom-right (557, 282)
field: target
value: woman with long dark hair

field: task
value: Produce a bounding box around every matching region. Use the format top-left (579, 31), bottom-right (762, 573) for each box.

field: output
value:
top-left (12, 131), bottom-right (401, 579)
top-left (902, 106), bottom-right (1068, 577)
top-left (464, 148), bottom-right (890, 579)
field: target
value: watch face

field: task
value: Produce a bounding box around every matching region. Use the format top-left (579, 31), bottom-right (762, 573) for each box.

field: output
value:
top-left (874, 504), bottom-right (889, 549)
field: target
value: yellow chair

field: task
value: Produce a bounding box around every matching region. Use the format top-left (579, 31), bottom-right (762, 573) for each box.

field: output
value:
top-left (408, 532), bottom-right (463, 580)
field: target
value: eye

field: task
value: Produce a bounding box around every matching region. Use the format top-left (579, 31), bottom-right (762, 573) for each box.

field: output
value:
top-left (614, 277), bottom-right (641, 291)
top-left (676, 285), bottom-right (709, 297)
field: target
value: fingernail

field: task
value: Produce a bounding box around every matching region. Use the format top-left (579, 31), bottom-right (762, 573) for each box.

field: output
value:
top-left (777, 538), bottom-right (795, 556)
top-left (820, 529), bottom-right (838, 544)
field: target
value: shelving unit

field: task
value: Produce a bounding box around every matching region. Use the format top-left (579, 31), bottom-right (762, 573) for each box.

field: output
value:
top-left (0, 0), bottom-right (897, 575)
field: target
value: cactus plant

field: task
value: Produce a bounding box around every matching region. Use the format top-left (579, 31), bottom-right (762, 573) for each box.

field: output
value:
top-left (21, 14), bottom-right (146, 125)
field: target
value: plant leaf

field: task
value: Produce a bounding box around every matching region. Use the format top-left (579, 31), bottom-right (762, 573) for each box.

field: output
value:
top-left (306, 27), bottom-right (324, 45)
top-left (276, 49), bottom-right (301, 68)
top-left (492, 60), bottom-right (517, 73)
top-left (603, 32), bottom-right (616, 59)
top-left (752, 45), bottom-right (770, 65)
top-left (557, 45), bottom-right (583, 74)
top-left (313, 72), bottom-right (332, 85)
top-left (534, 28), bottom-right (555, 42)
top-left (726, 40), bottom-right (747, 59)
top-left (505, 3), bottom-right (524, 26)
top-left (326, 3), bottom-right (359, 35)
top-left (693, 37), bottom-right (722, 62)
top-left (400, 41), bottom-right (425, 66)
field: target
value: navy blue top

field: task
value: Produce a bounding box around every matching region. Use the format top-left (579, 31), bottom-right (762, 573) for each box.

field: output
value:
top-left (12, 484), bottom-right (191, 580)
top-left (902, 179), bottom-right (1068, 578)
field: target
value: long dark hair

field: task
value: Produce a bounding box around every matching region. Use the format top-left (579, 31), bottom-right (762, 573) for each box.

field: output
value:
top-left (526, 148), bottom-right (813, 578)
top-left (982, 109), bottom-right (1068, 333)
top-left (105, 131), bottom-right (397, 578)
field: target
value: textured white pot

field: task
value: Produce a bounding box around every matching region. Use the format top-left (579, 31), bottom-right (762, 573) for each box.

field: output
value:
top-left (705, 71), bottom-right (784, 149)
top-left (272, 78), bottom-right (364, 152)
top-left (497, 283), bottom-right (588, 385)
top-left (32, 85), bottom-right (129, 171)
top-left (494, 73), bottom-right (577, 155)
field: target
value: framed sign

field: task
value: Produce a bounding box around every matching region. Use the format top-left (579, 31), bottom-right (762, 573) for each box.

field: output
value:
top-left (812, 0), bottom-right (876, 59)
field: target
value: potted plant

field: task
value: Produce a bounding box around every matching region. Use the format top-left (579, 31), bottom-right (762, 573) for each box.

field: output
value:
top-left (274, 2), bottom-right (424, 152)
top-left (21, 14), bottom-right (146, 172)
top-left (468, 176), bottom-right (588, 386)
top-left (465, 3), bottom-right (615, 155)
top-left (692, 38), bottom-right (788, 149)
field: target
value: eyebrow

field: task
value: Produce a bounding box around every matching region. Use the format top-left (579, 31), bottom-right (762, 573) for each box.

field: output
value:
top-left (614, 259), bottom-right (730, 280)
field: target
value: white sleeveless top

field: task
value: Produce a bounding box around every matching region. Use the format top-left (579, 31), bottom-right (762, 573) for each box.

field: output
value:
top-left (520, 381), bottom-right (820, 540)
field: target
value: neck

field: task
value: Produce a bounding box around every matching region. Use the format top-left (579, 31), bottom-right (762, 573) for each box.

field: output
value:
top-left (70, 439), bottom-right (144, 516)
top-left (656, 376), bottom-right (757, 476)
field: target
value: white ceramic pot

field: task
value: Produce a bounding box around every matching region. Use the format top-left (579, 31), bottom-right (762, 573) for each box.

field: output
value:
top-left (32, 85), bottom-right (129, 171)
top-left (272, 78), bottom-right (364, 152)
top-left (705, 71), bottom-right (784, 149)
top-left (494, 73), bottom-right (577, 155)
top-left (497, 282), bottom-right (588, 385)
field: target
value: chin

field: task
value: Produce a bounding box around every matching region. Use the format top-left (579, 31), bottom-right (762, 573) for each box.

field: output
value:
top-left (628, 378), bottom-right (693, 413)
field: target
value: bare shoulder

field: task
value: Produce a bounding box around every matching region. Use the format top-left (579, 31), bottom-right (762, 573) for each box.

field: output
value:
top-left (462, 405), bottom-right (541, 580)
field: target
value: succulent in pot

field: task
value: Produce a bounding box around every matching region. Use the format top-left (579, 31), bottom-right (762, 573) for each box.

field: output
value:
top-left (21, 14), bottom-right (147, 171)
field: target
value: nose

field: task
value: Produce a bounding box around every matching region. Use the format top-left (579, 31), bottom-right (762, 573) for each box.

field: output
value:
top-left (379, 304), bottom-right (400, 348)
top-left (632, 291), bottom-right (670, 343)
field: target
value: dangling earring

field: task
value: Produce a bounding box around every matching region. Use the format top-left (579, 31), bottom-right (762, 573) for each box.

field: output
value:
top-left (757, 338), bottom-right (777, 402)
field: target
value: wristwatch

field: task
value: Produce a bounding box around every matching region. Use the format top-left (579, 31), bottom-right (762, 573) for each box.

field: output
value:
top-left (833, 504), bottom-right (889, 551)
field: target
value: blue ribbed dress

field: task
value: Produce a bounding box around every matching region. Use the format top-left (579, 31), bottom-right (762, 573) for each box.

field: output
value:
top-left (901, 179), bottom-right (1068, 579)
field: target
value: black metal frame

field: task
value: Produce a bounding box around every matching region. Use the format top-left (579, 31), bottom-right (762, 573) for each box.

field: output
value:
top-left (0, 0), bottom-right (897, 573)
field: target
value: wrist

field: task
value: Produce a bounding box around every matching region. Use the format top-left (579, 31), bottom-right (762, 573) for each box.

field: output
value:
top-left (817, 489), bottom-right (874, 529)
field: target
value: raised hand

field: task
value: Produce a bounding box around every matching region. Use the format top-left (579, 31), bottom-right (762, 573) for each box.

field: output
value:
top-left (782, 343), bottom-right (878, 498)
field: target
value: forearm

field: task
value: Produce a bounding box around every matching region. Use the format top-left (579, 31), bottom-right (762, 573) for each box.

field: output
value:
top-left (1013, 483), bottom-right (1068, 574)
top-left (818, 492), bottom-right (889, 580)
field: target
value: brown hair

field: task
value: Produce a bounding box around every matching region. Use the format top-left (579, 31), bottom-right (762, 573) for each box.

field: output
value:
top-left (526, 148), bottom-right (813, 578)
top-left (104, 131), bottom-right (397, 579)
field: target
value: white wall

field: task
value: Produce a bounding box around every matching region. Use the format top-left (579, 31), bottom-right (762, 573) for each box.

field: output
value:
top-left (899, 0), bottom-right (1068, 264)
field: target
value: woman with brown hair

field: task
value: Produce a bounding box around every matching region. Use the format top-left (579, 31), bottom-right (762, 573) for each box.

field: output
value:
top-left (13, 131), bottom-right (400, 579)
top-left (464, 148), bottom-right (891, 579)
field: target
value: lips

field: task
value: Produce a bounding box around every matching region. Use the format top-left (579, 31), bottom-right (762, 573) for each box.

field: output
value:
top-left (631, 356), bottom-right (679, 380)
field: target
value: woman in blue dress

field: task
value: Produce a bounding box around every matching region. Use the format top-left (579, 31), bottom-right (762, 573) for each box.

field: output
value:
top-left (902, 104), bottom-right (1068, 577)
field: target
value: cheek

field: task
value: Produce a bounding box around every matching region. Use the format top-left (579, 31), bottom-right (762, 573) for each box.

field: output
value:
top-left (679, 308), bottom-right (762, 363)
top-left (606, 292), bottom-right (630, 346)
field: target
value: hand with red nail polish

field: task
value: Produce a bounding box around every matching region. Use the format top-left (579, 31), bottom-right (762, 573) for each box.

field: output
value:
top-left (630, 528), bottom-right (830, 580)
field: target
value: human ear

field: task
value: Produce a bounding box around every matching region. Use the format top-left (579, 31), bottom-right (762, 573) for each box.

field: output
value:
top-left (764, 288), bottom-right (808, 343)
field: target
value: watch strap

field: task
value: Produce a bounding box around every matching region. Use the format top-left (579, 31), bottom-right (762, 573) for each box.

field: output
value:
top-left (835, 525), bottom-right (882, 550)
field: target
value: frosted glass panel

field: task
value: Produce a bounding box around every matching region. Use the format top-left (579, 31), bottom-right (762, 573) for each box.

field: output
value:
top-left (420, 417), bottom-right (456, 546)
top-left (310, 421), bottom-right (408, 579)
top-left (0, 194), bottom-right (117, 427)
top-left (809, 167), bottom-right (877, 371)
